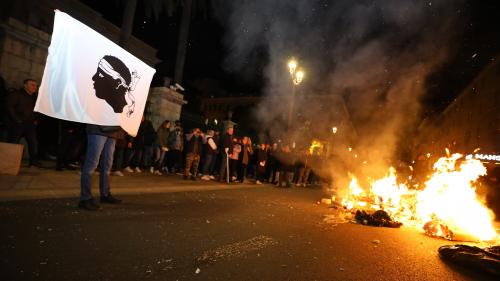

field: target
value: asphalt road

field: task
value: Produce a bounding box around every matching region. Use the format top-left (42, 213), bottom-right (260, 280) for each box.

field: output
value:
top-left (0, 185), bottom-right (496, 281)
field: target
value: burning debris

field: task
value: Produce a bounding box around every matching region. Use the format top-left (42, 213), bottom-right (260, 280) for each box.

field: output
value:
top-left (337, 152), bottom-right (498, 241)
top-left (354, 210), bottom-right (402, 228)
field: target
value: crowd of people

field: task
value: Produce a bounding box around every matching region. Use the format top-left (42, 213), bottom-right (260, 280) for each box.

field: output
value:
top-left (1, 78), bottom-right (325, 189)
top-left (78, 117), bottom-right (325, 188)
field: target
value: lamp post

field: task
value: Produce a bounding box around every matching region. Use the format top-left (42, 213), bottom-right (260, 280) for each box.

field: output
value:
top-left (287, 58), bottom-right (304, 131)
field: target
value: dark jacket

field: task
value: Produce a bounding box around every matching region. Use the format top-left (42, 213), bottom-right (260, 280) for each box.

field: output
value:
top-left (185, 133), bottom-right (203, 155)
top-left (141, 120), bottom-right (156, 146)
top-left (86, 125), bottom-right (123, 139)
top-left (155, 126), bottom-right (171, 147)
top-left (6, 88), bottom-right (38, 125)
top-left (220, 133), bottom-right (234, 154)
top-left (257, 148), bottom-right (268, 163)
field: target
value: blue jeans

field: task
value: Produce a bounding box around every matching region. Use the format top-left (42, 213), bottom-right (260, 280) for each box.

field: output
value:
top-left (153, 146), bottom-right (167, 170)
top-left (80, 134), bottom-right (116, 200)
top-left (142, 145), bottom-right (154, 168)
top-left (202, 153), bottom-right (215, 175)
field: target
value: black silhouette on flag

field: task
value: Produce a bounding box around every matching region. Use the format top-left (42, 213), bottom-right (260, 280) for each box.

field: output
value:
top-left (92, 55), bottom-right (140, 116)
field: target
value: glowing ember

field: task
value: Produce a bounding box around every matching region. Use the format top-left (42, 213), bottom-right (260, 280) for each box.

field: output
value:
top-left (309, 140), bottom-right (323, 155)
top-left (339, 152), bottom-right (498, 241)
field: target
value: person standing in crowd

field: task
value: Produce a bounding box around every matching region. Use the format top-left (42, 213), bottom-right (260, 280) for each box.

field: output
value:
top-left (296, 148), bottom-right (312, 187)
top-left (79, 125), bottom-right (122, 210)
top-left (56, 120), bottom-right (84, 171)
top-left (237, 136), bottom-right (253, 183)
top-left (151, 120), bottom-right (171, 175)
top-left (266, 143), bottom-right (279, 184)
top-left (168, 120), bottom-right (184, 174)
top-left (124, 131), bottom-right (143, 173)
top-left (6, 79), bottom-right (41, 167)
top-left (230, 137), bottom-right (242, 182)
top-left (201, 129), bottom-right (217, 180)
top-left (0, 75), bottom-right (7, 140)
top-left (256, 143), bottom-right (268, 184)
top-left (140, 116), bottom-right (156, 171)
top-left (211, 130), bottom-right (221, 176)
top-left (277, 144), bottom-right (293, 187)
top-left (218, 125), bottom-right (234, 183)
top-left (111, 130), bottom-right (128, 176)
top-left (184, 127), bottom-right (204, 180)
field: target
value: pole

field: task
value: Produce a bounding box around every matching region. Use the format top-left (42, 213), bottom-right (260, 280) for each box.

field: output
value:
top-left (226, 151), bottom-right (230, 184)
top-left (287, 84), bottom-right (296, 132)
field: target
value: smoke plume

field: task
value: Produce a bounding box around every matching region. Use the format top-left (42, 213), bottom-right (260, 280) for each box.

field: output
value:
top-left (215, 0), bottom-right (465, 188)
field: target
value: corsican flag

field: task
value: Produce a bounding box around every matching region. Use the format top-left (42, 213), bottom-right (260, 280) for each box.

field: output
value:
top-left (35, 11), bottom-right (156, 136)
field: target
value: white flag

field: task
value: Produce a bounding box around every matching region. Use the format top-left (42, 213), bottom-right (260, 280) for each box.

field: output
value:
top-left (35, 11), bottom-right (156, 136)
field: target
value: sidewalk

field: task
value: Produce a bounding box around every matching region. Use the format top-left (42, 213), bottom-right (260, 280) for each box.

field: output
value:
top-left (0, 164), bottom-right (259, 201)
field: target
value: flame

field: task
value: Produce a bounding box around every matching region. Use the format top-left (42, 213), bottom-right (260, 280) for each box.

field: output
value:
top-left (416, 153), bottom-right (496, 241)
top-left (309, 140), bottom-right (323, 155)
top-left (339, 152), bottom-right (498, 241)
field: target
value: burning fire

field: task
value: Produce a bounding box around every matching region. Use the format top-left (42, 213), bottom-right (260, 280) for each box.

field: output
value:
top-left (340, 153), bottom-right (498, 241)
top-left (309, 140), bottom-right (324, 155)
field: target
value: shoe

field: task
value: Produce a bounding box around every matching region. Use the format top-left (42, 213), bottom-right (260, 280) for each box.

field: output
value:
top-left (256, 180), bottom-right (262, 185)
top-left (201, 175), bottom-right (210, 180)
top-left (209, 175), bottom-right (215, 180)
top-left (124, 166), bottom-right (133, 173)
top-left (29, 161), bottom-right (42, 168)
top-left (113, 170), bottom-right (124, 176)
top-left (78, 199), bottom-right (100, 211)
top-left (135, 167), bottom-right (142, 173)
top-left (154, 170), bottom-right (163, 175)
top-left (176, 172), bottom-right (183, 176)
top-left (150, 167), bottom-right (154, 174)
top-left (100, 194), bottom-right (122, 204)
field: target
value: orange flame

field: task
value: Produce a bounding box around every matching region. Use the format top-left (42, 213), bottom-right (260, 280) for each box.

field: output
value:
top-left (309, 140), bottom-right (323, 155)
top-left (340, 152), bottom-right (498, 241)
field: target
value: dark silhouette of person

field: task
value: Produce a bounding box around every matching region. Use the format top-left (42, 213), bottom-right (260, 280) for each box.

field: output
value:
top-left (92, 55), bottom-right (139, 116)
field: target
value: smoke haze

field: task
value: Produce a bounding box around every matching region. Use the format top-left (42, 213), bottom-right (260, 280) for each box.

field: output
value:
top-left (215, 0), bottom-right (465, 188)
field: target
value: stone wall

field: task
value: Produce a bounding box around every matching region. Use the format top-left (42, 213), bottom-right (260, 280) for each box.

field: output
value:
top-left (147, 87), bottom-right (187, 130)
top-left (0, 17), bottom-right (49, 89)
top-left (416, 54), bottom-right (500, 154)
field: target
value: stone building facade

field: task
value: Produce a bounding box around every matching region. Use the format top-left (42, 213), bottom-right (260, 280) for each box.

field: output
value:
top-left (416, 53), bottom-right (500, 156)
top-left (0, 0), bottom-right (185, 125)
top-left (147, 87), bottom-right (187, 130)
top-left (0, 17), bottom-right (50, 89)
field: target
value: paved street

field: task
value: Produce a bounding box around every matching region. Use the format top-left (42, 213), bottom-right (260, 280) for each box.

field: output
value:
top-left (0, 167), bottom-right (496, 281)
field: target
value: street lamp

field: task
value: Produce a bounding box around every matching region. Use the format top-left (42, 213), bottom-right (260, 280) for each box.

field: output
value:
top-left (287, 57), bottom-right (305, 131)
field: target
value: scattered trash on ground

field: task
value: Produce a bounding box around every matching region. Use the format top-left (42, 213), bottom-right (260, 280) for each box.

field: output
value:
top-left (197, 235), bottom-right (277, 263)
top-left (439, 244), bottom-right (500, 277)
top-left (354, 210), bottom-right (402, 228)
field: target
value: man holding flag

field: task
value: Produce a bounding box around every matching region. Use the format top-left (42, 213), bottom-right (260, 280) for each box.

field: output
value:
top-left (35, 11), bottom-right (155, 210)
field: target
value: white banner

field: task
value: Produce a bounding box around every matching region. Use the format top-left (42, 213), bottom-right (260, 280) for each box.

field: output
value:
top-left (35, 11), bottom-right (156, 136)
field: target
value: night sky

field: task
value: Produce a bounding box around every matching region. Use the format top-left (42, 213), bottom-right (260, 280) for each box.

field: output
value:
top-left (80, 0), bottom-right (500, 115)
